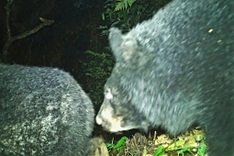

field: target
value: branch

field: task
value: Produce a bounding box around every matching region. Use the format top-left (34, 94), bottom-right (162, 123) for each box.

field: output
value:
top-left (2, 0), bottom-right (54, 59)
top-left (11, 17), bottom-right (54, 42)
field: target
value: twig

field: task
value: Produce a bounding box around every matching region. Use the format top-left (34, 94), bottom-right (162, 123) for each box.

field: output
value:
top-left (2, 0), bottom-right (54, 58)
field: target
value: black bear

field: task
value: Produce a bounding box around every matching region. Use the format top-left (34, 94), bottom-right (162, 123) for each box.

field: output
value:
top-left (0, 64), bottom-right (107, 156)
top-left (96, 0), bottom-right (234, 155)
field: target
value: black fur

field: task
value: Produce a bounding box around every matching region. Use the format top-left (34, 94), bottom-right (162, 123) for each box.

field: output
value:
top-left (96, 0), bottom-right (234, 155)
top-left (0, 64), bottom-right (95, 156)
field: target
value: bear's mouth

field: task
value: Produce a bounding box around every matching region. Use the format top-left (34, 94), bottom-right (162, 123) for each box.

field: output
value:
top-left (96, 111), bottom-right (126, 132)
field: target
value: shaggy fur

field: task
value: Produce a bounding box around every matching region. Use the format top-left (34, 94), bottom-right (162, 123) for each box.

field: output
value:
top-left (0, 64), bottom-right (95, 156)
top-left (96, 0), bottom-right (234, 155)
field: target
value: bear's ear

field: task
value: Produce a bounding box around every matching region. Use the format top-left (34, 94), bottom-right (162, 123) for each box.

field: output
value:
top-left (109, 27), bottom-right (137, 63)
top-left (109, 28), bottom-right (123, 62)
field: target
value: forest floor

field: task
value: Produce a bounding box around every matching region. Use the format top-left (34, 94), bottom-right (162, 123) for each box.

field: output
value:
top-left (103, 127), bottom-right (207, 156)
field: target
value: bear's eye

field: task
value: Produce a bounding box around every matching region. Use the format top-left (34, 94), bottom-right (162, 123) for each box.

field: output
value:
top-left (105, 88), bottom-right (113, 100)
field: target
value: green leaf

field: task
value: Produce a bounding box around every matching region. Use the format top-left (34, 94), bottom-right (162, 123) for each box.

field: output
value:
top-left (128, 0), bottom-right (136, 7)
top-left (197, 141), bottom-right (207, 156)
top-left (114, 2), bottom-right (124, 11)
top-left (106, 143), bottom-right (115, 149)
top-left (113, 136), bottom-right (128, 151)
top-left (154, 146), bottom-right (165, 156)
top-left (102, 13), bottom-right (105, 20)
top-left (114, 0), bottom-right (136, 11)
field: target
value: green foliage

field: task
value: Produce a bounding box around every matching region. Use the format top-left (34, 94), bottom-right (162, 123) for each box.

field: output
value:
top-left (82, 50), bottom-right (113, 79)
top-left (112, 136), bottom-right (128, 151)
top-left (99, 0), bottom-right (172, 36)
top-left (154, 145), bottom-right (166, 156)
top-left (197, 140), bottom-right (207, 156)
top-left (175, 146), bottom-right (195, 156)
top-left (153, 131), bottom-right (207, 156)
top-left (107, 136), bottom-right (128, 155)
top-left (114, 0), bottom-right (136, 11)
top-left (76, 50), bottom-right (114, 106)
